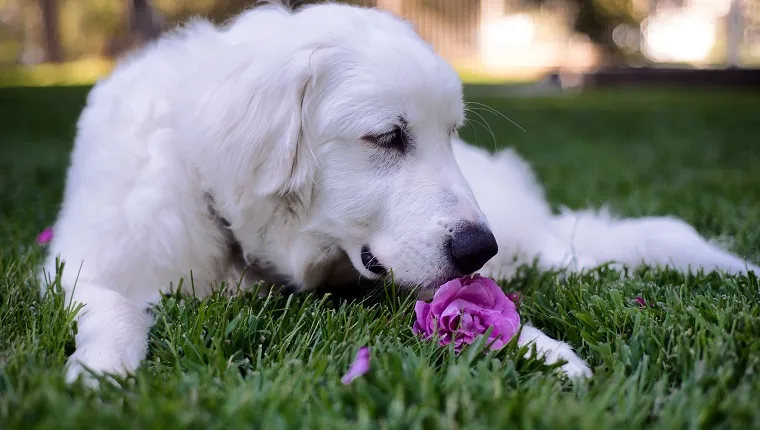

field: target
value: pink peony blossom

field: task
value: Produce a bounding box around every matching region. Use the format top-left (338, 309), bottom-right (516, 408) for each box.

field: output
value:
top-left (341, 346), bottom-right (370, 384)
top-left (36, 227), bottom-right (54, 245)
top-left (412, 274), bottom-right (520, 352)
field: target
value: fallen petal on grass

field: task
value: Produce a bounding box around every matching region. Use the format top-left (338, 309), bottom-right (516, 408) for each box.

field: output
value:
top-left (36, 227), bottom-right (53, 245)
top-left (341, 346), bottom-right (370, 384)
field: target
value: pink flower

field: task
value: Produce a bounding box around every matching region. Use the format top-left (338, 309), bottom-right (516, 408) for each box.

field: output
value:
top-left (412, 274), bottom-right (520, 352)
top-left (341, 346), bottom-right (370, 384)
top-left (36, 227), bottom-right (54, 245)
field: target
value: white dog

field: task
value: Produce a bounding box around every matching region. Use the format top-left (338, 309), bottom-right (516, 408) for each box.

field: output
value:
top-left (40, 1), bottom-right (757, 385)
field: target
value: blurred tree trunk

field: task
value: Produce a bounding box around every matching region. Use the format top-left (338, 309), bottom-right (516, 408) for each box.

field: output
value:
top-left (130, 0), bottom-right (163, 45)
top-left (726, 0), bottom-right (743, 67)
top-left (38, 0), bottom-right (62, 63)
top-left (108, 0), bottom-right (164, 57)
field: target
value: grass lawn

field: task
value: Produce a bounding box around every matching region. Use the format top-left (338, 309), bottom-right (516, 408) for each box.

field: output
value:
top-left (0, 59), bottom-right (536, 88)
top-left (1, 85), bottom-right (760, 429)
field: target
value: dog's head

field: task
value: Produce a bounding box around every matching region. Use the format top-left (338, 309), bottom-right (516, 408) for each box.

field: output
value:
top-left (188, 2), bottom-right (497, 291)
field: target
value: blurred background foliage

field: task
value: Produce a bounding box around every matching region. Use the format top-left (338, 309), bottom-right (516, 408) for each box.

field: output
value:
top-left (0, 0), bottom-right (758, 85)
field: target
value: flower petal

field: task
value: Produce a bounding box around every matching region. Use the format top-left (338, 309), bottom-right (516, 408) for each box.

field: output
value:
top-left (440, 313), bottom-right (460, 332)
top-left (463, 275), bottom-right (512, 313)
top-left (635, 297), bottom-right (653, 308)
top-left (341, 346), bottom-right (371, 385)
top-left (441, 299), bottom-right (488, 319)
top-left (430, 277), bottom-right (464, 315)
top-left (506, 292), bottom-right (523, 307)
top-left (486, 337), bottom-right (506, 350)
top-left (413, 301), bottom-right (432, 336)
top-left (460, 312), bottom-right (474, 330)
top-left (36, 227), bottom-right (54, 245)
top-left (455, 281), bottom-right (496, 309)
top-left (412, 275), bottom-right (522, 353)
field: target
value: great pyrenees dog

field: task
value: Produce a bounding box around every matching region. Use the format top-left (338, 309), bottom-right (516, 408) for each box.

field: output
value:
top-left (40, 0), bottom-right (758, 385)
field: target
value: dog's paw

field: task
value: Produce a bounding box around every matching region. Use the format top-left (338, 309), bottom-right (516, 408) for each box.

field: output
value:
top-left (65, 345), bottom-right (139, 387)
top-left (536, 340), bottom-right (593, 379)
top-left (518, 324), bottom-right (593, 379)
top-left (554, 345), bottom-right (593, 379)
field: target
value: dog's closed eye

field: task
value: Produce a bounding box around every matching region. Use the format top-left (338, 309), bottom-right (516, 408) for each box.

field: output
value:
top-left (362, 120), bottom-right (410, 153)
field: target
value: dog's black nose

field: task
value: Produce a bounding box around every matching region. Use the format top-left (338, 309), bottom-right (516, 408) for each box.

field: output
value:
top-left (449, 223), bottom-right (498, 275)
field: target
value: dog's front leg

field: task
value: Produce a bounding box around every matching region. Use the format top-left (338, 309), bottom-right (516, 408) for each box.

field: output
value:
top-left (518, 324), bottom-right (593, 379)
top-left (64, 283), bottom-right (154, 386)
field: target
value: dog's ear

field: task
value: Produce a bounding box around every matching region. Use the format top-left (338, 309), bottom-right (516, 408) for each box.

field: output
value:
top-left (176, 40), bottom-right (324, 204)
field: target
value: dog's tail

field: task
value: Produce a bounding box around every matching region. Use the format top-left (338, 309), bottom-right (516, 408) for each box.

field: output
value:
top-left (548, 206), bottom-right (759, 275)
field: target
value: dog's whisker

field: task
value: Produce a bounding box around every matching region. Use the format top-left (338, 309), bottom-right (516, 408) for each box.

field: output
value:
top-left (466, 105), bottom-right (526, 135)
top-left (465, 107), bottom-right (497, 151)
top-left (462, 115), bottom-right (489, 135)
top-left (462, 117), bottom-right (480, 143)
top-left (465, 101), bottom-right (527, 133)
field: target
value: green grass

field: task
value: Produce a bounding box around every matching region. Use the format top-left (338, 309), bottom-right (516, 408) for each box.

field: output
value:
top-left (0, 60), bottom-right (115, 88)
top-left (0, 60), bottom-right (532, 88)
top-left (1, 86), bottom-right (760, 429)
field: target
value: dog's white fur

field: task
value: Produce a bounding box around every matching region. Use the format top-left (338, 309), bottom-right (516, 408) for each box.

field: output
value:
top-left (40, 2), bottom-right (758, 385)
